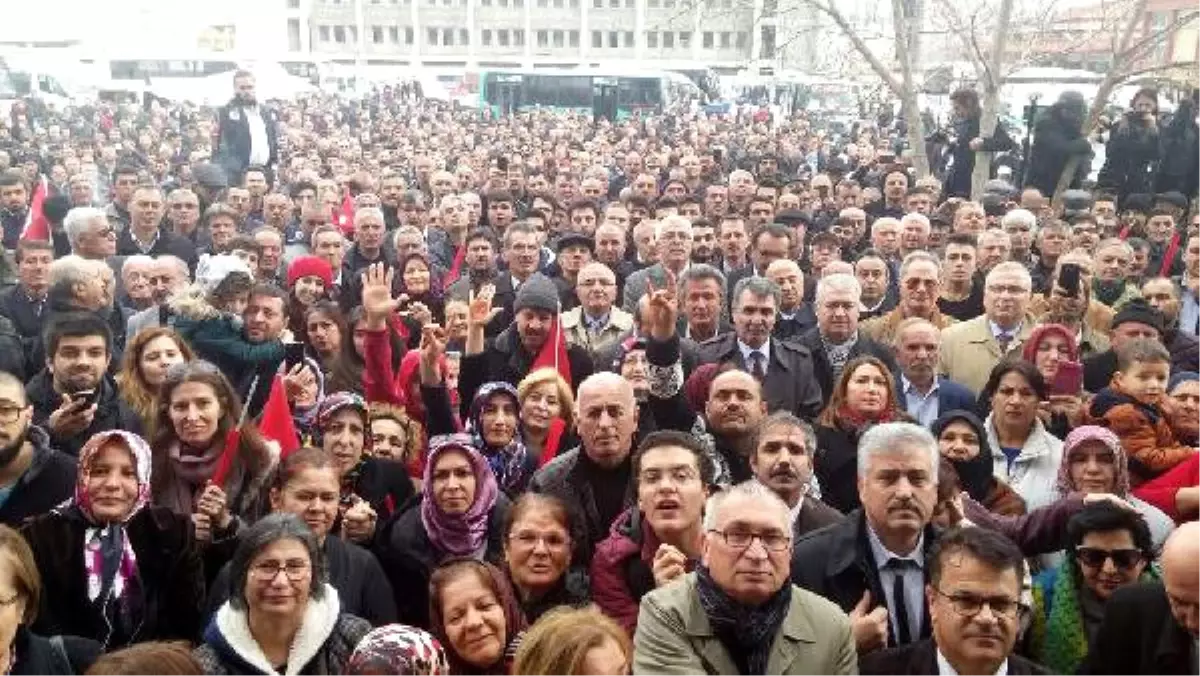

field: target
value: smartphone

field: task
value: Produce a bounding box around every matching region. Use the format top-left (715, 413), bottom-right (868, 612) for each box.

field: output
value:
top-left (1059, 263), bottom-right (1082, 298)
top-left (284, 342), bottom-right (307, 369)
top-left (1051, 361), bottom-right (1084, 396)
top-left (72, 389), bottom-right (100, 408)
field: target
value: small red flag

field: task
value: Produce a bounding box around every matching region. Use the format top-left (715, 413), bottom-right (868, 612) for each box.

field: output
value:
top-left (259, 375), bottom-right (301, 460)
top-left (531, 316), bottom-right (572, 389)
top-left (210, 427), bottom-right (242, 489)
top-left (19, 176), bottom-right (48, 242)
top-left (335, 188), bottom-right (355, 236)
top-left (445, 245), bottom-right (466, 285)
top-left (539, 418), bottom-right (567, 467)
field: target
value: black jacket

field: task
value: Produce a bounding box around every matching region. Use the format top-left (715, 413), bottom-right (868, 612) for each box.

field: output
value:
top-left (0, 425), bottom-right (76, 527)
top-left (458, 324), bottom-right (595, 414)
top-left (797, 328), bottom-right (899, 410)
top-left (1025, 105), bottom-right (1092, 197)
top-left (791, 510), bottom-right (937, 648)
top-left (814, 422), bottom-right (871, 513)
top-left (116, 227), bottom-right (198, 270)
top-left (861, 638), bottom-right (1050, 675)
top-left (774, 303), bottom-right (818, 341)
top-left (0, 284), bottom-right (46, 341)
top-left (695, 333), bottom-right (824, 420)
top-left (528, 447), bottom-right (635, 565)
top-left (1156, 112), bottom-right (1199, 199)
top-left (214, 99), bottom-right (279, 178)
top-left (26, 371), bottom-right (126, 457)
top-left (9, 627), bottom-right (101, 675)
top-left (1097, 113), bottom-right (1160, 202)
top-left (1079, 581), bottom-right (1195, 675)
top-left (22, 505), bottom-right (206, 649)
top-left (349, 456), bottom-right (416, 524)
top-left (0, 310), bottom-right (26, 380)
top-left (944, 117), bottom-right (1017, 199)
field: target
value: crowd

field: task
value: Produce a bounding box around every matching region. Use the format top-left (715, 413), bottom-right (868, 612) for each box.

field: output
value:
top-left (0, 68), bottom-right (1191, 675)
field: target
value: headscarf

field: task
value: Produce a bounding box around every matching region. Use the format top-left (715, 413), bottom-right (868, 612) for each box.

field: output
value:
top-left (467, 382), bottom-right (531, 494)
top-left (396, 252), bottom-right (445, 307)
top-left (1021, 323), bottom-right (1080, 365)
top-left (346, 625), bottom-right (450, 676)
top-left (316, 391), bottom-right (370, 498)
top-left (931, 410), bottom-right (996, 503)
top-left (420, 434), bottom-right (500, 558)
top-left (1055, 425), bottom-right (1130, 498)
top-left (65, 430), bottom-right (152, 636)
top-left (429, 559), bottom-right (528, 675)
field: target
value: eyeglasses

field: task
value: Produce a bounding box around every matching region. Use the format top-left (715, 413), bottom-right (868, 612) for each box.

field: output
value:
top-left (508, 531), bottom-right (570, 550)
top-left (933, 588), bottom-right (1024, 618)
top-left (1075, 547), bottom-right (1144, 569)
top-left (707, 528), bottom-right (791, 552)
top-left (0, 404), bottom-right (22, 424)
top-left (250, 560), bottom-right (311, 582)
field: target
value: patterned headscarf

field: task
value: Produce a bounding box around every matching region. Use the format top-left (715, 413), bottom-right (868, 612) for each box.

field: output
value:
top-left (467, 382), bottom-right (531, 494)
top-left (346, 625), bottom-right (450, 675)
top-left (316, 391), bottom-right (371, 498)
top-left (420, 434), bottom-right (500, 558)
top-left (1055, 425), bottom-right (1130, 498)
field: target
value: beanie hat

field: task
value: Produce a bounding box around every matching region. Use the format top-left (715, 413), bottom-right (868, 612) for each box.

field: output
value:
top-left (195, 254), bottom-right (252, 296)
top-left (1169, 371), bottom-right (1198, 393)
top-left (287, 255), bottom-right (334, 289)
top-left (1111, 298), bottom-right (1165, 335)
top-left (513, 273), bottom-right (560, 314)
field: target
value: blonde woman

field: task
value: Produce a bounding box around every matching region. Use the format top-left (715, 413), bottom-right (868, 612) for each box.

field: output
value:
top-left (516, 367), bottom-right (576, 466)
top-left (514, 607), bottom-right (631, 675)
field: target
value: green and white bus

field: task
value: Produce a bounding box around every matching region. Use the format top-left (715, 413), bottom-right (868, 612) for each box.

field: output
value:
top-left (479, 67), bottom-right (699, 119)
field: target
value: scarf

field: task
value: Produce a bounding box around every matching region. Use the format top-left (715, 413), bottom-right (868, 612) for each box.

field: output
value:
top-left (1054, 425), bottom-right (1131, 498)
top-left (420, 435), bottom-right (500, 558)
top-left (931, 410), bottom-right (997, 502)
top-left (694, 566), bottom-right (792, 675)
top-left (347, 625), bottom-right (450, 675)
top-left (159, 439), bottom-right (226, 516)
top-left (835, 403), bottom-right (897, 434)
top-left (1092, 279), bottom-right (1129, 308)
top-left (468, 382), bottom-right (531, 494)
top-left (429, 560), bottom-right (527, 675)
top-left (821, 333), bottom-right (859, 384)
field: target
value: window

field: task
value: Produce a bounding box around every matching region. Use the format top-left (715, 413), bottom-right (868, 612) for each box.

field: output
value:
top-left (569, 0), bottom-right (579, 7)
top-left (624, 31), bottom-right (633, 47)
top-left (592, 31), bottom-right (603, 48)
top-left (288, 19), bottom-right (301, 50)
top-left (553, 0), bottom-right (563, 7)
top-left (537, 0), bottom-right (547, 6)
top-left (286, 0), bottom-right (299, 8)
top-left (648, 0), bottom-right (658, 6)
top-left (720, 31), bottom-right (730, 47)
top-left (736, 31), bottom-right (747, 48)
top-left (499, 29), bottom-right (510, 45)
top-left (405, 27), bottom-right (415, 43)
top-left (427, 27), bottom-right (439, 45)
top-left (610, 0), bottom-right (620, 7)
top-left (703, 31), bottom-right (713, 48)
top-left (663, 31), bottom-right (674, 47)
top-left (593, 0), bottom-right (602, 6)
top-left (444, 27), bottom-right (456, 45)
top-left (569, 30), bottom-right (579, 47)
top-left (679, 31), bottom-right (691, 48)
top-left (373, 26), bottom-right (384, 43)
top-left (553, 30), bottom-right (564, 47)
top-left (538, 30), bottom-right (548, 47)
top-left (482, 28), bottom-right (493, 45)
top-left (389, 26), bottom-right (400, 42)
top-left (514, 29), bottom-right (525, 45)
top-left (460, 29), bottom-right (469, 44)
top-left (647, 31), bottom-right (658, 48)
top-left (318, 24), bottom-right (331, 42)
top-left (334, 25), bottom-right (346, 43)
top-left (663, 0), bottom-right (675, 7)
top-left (759, 25), bottom-right (775, 57)
top-left (608, 31), bottom-right (619, 48)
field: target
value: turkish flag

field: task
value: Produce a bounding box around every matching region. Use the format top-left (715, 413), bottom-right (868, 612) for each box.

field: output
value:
top-left (258, 375), bottom-right (301, 460)
top-left (19, 176), bottom-right (48, 242)
top-left (335, 188), bottom-right (355, 236)
top-left (531, 316), bottom-right (572, 389)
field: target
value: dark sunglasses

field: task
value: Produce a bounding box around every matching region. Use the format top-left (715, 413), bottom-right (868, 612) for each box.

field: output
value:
top-left (1075, 547), bottom-right (1143, 569)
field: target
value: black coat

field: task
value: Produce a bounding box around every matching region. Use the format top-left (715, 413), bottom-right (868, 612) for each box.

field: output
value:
top-left (9, 627), bottom-right (101, 675)
top-left (1079, 581), bottom-right (1195, 675)
top-left (21, 506), bottom-right (206, 648)
top-left (944, 117), bottom-right (1017, 199)
top-left (1097, 114), bottom-right (1160, 202)
top-left (861, 638), bottom-right (1050, 675)
top-left (0, 284), bottom-right (45, 341)
top-left (115, 228), bottom-right (198, 270)
top-left (797, 328), bottom-right (899, 411)
top-left (814, 422), bottom-right (869, 514)
top-left (26, 371), bottom-right (126, 457)
top-left (791, 510), bottom-right (937, 649)
top-left (695, 333), bottom-right (824, 420)
top-left (214, 99), bottom-right (279, 178)
top-left (458, 324), bottom-right (595, 413)
top-left (0, 311), bottom-right (26, 381)
top-left (1025, 107), bottom-right (1092, 197)
top-left (0, 426), bottom-right (76, 528)
top-left (1156, 113), bottom-right (1199, 199)
top-left (350, 456), bottom-right (416, 523)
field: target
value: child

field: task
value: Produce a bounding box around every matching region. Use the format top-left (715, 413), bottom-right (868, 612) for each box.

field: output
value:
top-left (1089, 337), bottom-right (1198, 485)
top-left (170, 254), bottom-right (285, 384)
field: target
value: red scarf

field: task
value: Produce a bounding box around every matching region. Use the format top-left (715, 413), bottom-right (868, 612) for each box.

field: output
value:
top-left (835, 404), bottom-right (898, 433)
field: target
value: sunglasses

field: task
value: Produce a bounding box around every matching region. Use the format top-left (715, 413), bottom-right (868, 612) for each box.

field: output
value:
top-left (1075, 547), bottom-right (1143, 569)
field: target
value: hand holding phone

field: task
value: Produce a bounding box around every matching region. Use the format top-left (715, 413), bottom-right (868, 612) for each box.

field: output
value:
top-left (1051, 361), bottom-right (1084, 396)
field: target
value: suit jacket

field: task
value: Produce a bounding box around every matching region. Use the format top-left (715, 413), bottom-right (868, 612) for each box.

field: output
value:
top-left (938, 315), bottom-right (1034, 394)
top-left (695, 333), bottom-right (824, 420)
top-left (860, 306), bottom-right (958, 347)
top-left (0, 284), bottom-right (45, 340)
top-left (1079, 581), bottom-right (1196, 675)
top-left (894, 375), bottom-right (977, 423)
top-left (774, 303), bottom-right (817, 341)
top-left (561, 305), bottom-right (636, 359)
top-left (797, 328), bottom-right (899, 408)
top-left (632, 573), bottom-right (857, 675)
top-left (214, 99), bottom-right (279, 178)
top-left (794, 497), bottom-right (844, 539)
top-left (116, 228), bottom-right (198, 270)
top-left (860, 638), bottom-right (1050, 675)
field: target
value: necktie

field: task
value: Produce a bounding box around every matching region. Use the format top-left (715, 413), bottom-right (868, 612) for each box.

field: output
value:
top-left (997, 332), bottom-right (1013, 355)
top-left (749, 351), bottom-right (766, 380)
top-left (889, 558), bottom-right (915, 645)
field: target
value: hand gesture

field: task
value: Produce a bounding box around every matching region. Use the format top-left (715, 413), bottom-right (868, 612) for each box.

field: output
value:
top-left (645, 269), bottom-right (679, 342)
top-left (421, 324), bottom-right (447, 365)
top-left (651, 543), bottom-right (688, 588)
top-left (849, 591), bottom-right (889, 653)
top-left (192, 512), bottom-right (213, 544)
top-left (283, 362), bottom-right (317, 401)
top-left (468, 284), bottom-right (501, 328)
top-left (48, 392), bottom-right (95, 438)
top-left (341, 497), bottom-right (377, 544)
top-left (407, 301), bottom-right (434, 328)
top-left (196, 482), bottom-right (233, 530)
top-left (361, 263), bottom-right (400, 326)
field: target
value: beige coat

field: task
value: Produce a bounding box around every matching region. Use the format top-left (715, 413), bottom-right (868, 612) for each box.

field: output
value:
top-left (633, 573), bottom-right (858, 675)
top-left (560, 305), bottom-right (635, 359)
top-left (860, 306), bottom-right (958, 346)
top-left (938, 314), bottom-right (1035, 394)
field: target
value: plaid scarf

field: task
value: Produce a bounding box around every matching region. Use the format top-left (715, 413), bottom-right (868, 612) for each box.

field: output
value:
top-left (821, 333), bottom-right (859, 384)
top-left (695, 566), bottom-right (792, 675)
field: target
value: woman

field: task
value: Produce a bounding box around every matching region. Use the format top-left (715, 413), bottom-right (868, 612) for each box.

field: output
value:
top-left (502, 494), bottom-right (588, 623)
top-left (979, 359), bottom-right (1064, 511)
top-left (1098, 88), bottom-right (1161, 202)
top-left (376, 434), bottom-right (510, 629)
top-left (1029, 501), bottom-right (1158, 673)
top-left (193, 513), bottom-right (372, 675)
top-left (814, 356), bottom-right (907, 513)
top-left (0, 525), bottom-right (101, 674)
top-left (150, 361), bottom-right (277, 532)
top-left (346, 625), bottom-right (449, 676)
top-left (932, 410), bottom-right (1026, 517)
top-left (396, 253), bottom-right (445, 324)
top-left (370, 402), bottom-right (425, 467)
top-left (467, 383), bottom-right (538, 495)
top-left (315, 392), bottom-right (415, 534)
top-left (516, 368), bottom-right (576, 468)
top-left (207, 448), bottom-right (397, 626)
top-left (1021, 323), bottom-right (1086, 438)
top-left (22, 431), bottom-right (204, 648)
top-left (513, 607), bottom-right (630, 676)
top-left (116, 327), bottom-right (194, 434)
top-left (304, 301), bottom-right (347, 378)
top-left (286, 255), bottom-right (333, 343)
top-left (428, 559), bottom-right (527, 675)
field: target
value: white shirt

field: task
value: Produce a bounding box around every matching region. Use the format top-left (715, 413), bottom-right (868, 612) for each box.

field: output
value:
top-left (866, 524), bottom-right (926, 643)
top-left (737, 338), bottom-right (771, 372)
top-left (245, 105), bottom-right (271, 167)
top-left (936, 647), bottom-right (1008, 676)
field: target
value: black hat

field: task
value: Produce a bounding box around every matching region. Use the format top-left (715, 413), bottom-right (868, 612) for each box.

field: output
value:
top-left (1122, 193), bottom-right (1154, 213)
top-left (774, 209), bottom-right (812, 228)
top-left (554, 233), bottom-right (594, 255)
top-left (514, 273), bottom-right (560, 314)
top-left (1156, 191), bottom-right (1189, 209)
top-left (1112, 298), bottom-right (1165, 335)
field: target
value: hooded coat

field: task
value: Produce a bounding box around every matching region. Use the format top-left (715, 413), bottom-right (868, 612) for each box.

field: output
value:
top-left (170, 284), bottom-right (286, 391)
top-left (1098, 112), bottom-right (1161, 202)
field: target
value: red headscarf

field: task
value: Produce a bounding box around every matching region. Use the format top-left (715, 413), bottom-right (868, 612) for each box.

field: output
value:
top-left (1021, 323), bottom-right (1080, 364)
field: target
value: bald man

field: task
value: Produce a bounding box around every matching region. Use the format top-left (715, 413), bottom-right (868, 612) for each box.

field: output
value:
top-left (1081, 521), bottom-right (1199, 674)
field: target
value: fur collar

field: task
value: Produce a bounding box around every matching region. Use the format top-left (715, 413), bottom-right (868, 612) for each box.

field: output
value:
top-left (211, 584), bottom-right (341, 675)
top-left (168, 283), bottom-right (222, 321)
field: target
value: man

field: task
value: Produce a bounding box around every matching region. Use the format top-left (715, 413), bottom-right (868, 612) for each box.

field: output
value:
top-left (591, 430), bottom-right (711, 634)
top-left (855, 250), bottom-right (896, 320)
top-left (899, 213), bottom-right (931, 259)
top-left (1028, 250), bottom-right (1113, 357)
top-left (725, 223), bottom-right (795, 315)
top-left (1142, 276), bottom-right (1200, 375)
top-left (343, 207), bottom-right (390, 278)
top-left (1083, 299), bottom-right (1171, 392)
top-left (766, 259), bottom-right (816, 340)
top-left (697, 277), bottom-right (824, 420)
top-left (26, 313), bottom-right (125, 456)
top-left (871, 218), bottom-right (902, 262)
top-left (892, 319), bottom-right (977, 426)
top-left (484, 190), bottom-right (517, 235)
top-left (103, 166), bottom-right (137, 232)
top-left (634, 481), bottom-right (856, 675)
top-left (1069, 214), bottom-right (1102, 255)
top-left (1145, 208), bottom-right (1184, 278)
top-left (749, 412), bottom-right (843, 539)
top-left (562, 262), bottom-right (633, 360)
top-left (703, 369), bottom-right (769, 485)
top-left (747, 195), bottom-right (776, 228)
top-left (63, 207), bottom-right (117, 261)
top-left (860, 526), bottom-right (1048, 675)
top-left (551, 233), bottom-right (593, 311)
top-left (119, 255), bottom-right (155, 312)
top-left (204, 204), bottom-right (242, 257)
top-left (809, 232), bottom-right (843, 279)
top-left (125, 255), bottom-right (190, 343)
top-left (798, 273), bottom-right (898, 403)
top-left (214, 70), bottom-right (279, 184)
top-left (716, 214), bottom-right (750, 275)
top-left (0, 239), bottom-right (52, 345)
top-left (690, 218), bottom-right (717, 265)
top-left (677, 265), bottom-right (728, 343)
top-left (976, 229), bottom-right (1012, 277)
top-left (1030, 221), bottom-right (1071, 294)
top-left (1177, 235), bottom-right (1199, 336)
top-left (953, 201), bottom-right (986, 235)
top-left (310, 225), bottom-right (347, 304)
top-left (863, 252), bottom-right (957, 345)
top-left (1080, 521), bottom-right (1199, 674)
top-left (117, 185), bottom-right (196, 267)
top-left (165, 188), bottom-right (203, 243)
top-left (469, 223), bottom-right (542, 336)
top-left (1001, 208), bottom-right (1037, 267)
top-left (940, 262), bottom-right (1034, 393)
top-left (447, 228), bottom-right (499, 299)
top-left (253, 227), bottom-right (284, 286)
top-left (728, 169), bottom-right (757, 213)
top-left (867, 168), bottom-right (909, 219)
top-left (461, 273), bottom-right (594, 395)
top-left (1090, 238), bottom-right (1141, 310)
top-left (623, 215), bottom-right (693, 314)
top-left (792, 423), bottom-right (940, 655)
top-left (530, 372), bottom-right (639, 561)
top-left (0, 371), bottom-right (76, 526)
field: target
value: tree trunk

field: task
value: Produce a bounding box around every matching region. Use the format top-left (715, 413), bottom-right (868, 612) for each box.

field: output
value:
top-left (971, 0), bottom-right (1014, 199)
top-left (892, 0), bottom-right (930, 176)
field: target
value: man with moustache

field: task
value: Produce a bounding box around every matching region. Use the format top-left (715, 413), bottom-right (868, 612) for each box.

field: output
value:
top-left (0, 372), bottom-right (75, 526)
top-left (215, 70), bottom-right (279, 184)
top-left (749, 412), bottom-right (843, 539)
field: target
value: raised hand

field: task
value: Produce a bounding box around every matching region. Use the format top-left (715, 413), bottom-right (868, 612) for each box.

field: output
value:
top-left (467, 284), bottom-right (501, 328)
top-left (421, 324), bottom-right (448, 365)
top-left (361, 263), bottom-right (400, 328)
top-left (645, 269), bottom-right (679, 341)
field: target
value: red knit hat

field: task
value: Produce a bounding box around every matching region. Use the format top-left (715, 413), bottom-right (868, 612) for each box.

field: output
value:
top-left (287, 255), bottom-right (334, 289)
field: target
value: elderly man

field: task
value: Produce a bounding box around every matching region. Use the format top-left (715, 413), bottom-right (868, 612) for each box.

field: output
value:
top-left (798, 273), bottom-right (898, 403)
top-left (697, 277), bottom-right (824, 420)
top-left (562, 261), bottom-right (634, 360)
top-left (1141, 276), bottom-right (1200, 375)
top-left (343, 207), bottom-right (390, 277)
top-left (892, 318), bottom-right (978, 426)
top-left (860, 526), bottom-right (1047, 675)
top-left (633, 482), bottom-right (857, 675)
top-left (64, 207), bottom-right (117, 261)
top-left (1001, 208), bottom-right (1038, 267)
top-left (676, 265), bottom-right (729, 342)
top-left (117, 185), bottom-right (196, 269)
top-left (862, 252), bottom-right (957, 346)
top-left (1030, 221), bottom-right (1071, 294)
top-left (165, 188), bottom-right (202, 243)
top-left (899, 213), bottom-right (931, 259)
top-left (939, 262), bottom-right (1034, 393)
top-left (1081, 521), bottom-right (1199, 674)
top-left (855, 249), bottom-right (897, 320)
top-left (118, 254), bottom-right (155, 312)
top-left (975, 229), bottom-right (1012, 278)
top-left (725, 223), bottom-right (795, 315)
top-left (1092, 238), bottom-right (1141, 309)
top-left (125, 255), bottom-right (190, 343)
top-left (766, 259), bottom-right (816, 340)
top-left (870, 217), bottom-right (902, 262)
top-left (623, 215), bottom-right (693, 314)
top-left (749, 412), bottom-right (843, 539)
